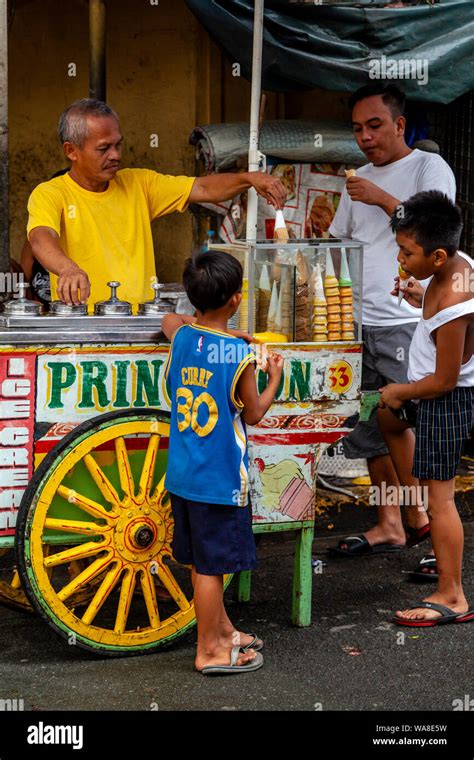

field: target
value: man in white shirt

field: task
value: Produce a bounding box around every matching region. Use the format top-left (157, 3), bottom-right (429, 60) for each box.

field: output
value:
top-left (328, 83), bottom-right (456, 559)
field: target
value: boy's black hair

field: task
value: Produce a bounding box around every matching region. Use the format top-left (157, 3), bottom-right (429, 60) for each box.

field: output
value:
top-left (390, 191), bottom-right (463, 257)
top-left (349, 83), bottom-right (406, 119)
top-left (183, 250), bottom-right (243, 314)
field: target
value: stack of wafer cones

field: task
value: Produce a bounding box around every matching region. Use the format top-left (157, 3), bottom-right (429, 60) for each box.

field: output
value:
top-left (339, 248), bottom-right (355, 340)
top-left (311, 263), bottom-right (327, 342)
top-left (324, 250), bottom-right (342, 341)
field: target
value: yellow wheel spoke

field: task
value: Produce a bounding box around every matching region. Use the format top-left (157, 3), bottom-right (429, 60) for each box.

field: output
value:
top-left (57, 551), bottom-right (114, 602)
top-left (140, 568), bottom-right (160, 628)
top-left (44, 517), bottom-right (107, 536)
top-left (44, 541), bottom-right (107, 569)
top-left (137, 435), bottom-right (159, 501)
top-left (150, 473), bottom-right (166, 505)
top-left (114, 568), bottom-right (137, 633)
top-left (155, 563), bottom-right (191, 612)
top-left (83, 454), bottom-right (122, 508)
top-left (81, 562), bottom-right (123, 625)
top-left (115, 437), bottom-right (135, 500)
top-left (57, 485), bottom-right (118, 523)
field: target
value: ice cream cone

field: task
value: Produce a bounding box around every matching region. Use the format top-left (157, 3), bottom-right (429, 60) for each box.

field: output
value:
top-left (267, 280), bottom-right (278, 331)
top-left (274, 209), bottom-right (289, 242)
top-left (398, 264), bottom-right (411, 305)
top-left (325, 249), bottom-right (336, 279)
top-left (339, 248), bottom-right (352, 287)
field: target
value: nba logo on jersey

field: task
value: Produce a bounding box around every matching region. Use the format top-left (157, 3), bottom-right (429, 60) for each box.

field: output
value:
top-left (197, 336), bottom-right (204, 353)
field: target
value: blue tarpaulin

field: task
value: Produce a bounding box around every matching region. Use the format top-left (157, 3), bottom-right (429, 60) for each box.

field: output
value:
top-left (185, 0), bottom-right (474, 104)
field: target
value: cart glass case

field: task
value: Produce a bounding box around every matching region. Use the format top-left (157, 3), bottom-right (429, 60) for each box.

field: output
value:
top-left (213, 240), bottom-right (363, 343)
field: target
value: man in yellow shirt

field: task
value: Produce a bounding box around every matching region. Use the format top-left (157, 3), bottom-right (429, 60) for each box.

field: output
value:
top-left (27, 99), bottom-right (286, 310)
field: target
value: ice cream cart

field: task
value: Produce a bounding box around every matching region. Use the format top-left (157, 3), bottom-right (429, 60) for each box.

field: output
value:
top-left (0, 238), bottom-right (363, 656)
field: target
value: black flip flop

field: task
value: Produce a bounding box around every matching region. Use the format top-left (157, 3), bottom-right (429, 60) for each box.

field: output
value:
top-left (327, 534), bottom-right (404, 558)
top-left (409, 554), bottom-right (438, 583)
top-left (393, 601), bottom-right (474, 627)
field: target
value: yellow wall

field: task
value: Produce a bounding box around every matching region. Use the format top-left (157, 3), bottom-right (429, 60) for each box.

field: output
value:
top-left (8, 0), bottom-right (346, 285)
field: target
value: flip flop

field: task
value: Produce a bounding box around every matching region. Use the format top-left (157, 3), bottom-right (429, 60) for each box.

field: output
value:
top-left (200, 646), bottom-right (264, 676)
top-left (393, 601), bottom-right (474, 627)
top-left (240, 633), bottom-right (264, 652)
top-left (327, 534), bottom-right (404, 558)
top-left (409, 554), bottom-right (438, 583)
top-left (405, 524), bottom-right (431, 548)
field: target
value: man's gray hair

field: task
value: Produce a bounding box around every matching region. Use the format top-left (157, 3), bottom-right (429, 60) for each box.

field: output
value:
top-left (58, 99), bottom-right (120, 147)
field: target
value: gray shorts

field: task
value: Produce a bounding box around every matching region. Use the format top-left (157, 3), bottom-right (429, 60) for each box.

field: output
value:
top-left (343, 322), bottom-right (418, 460)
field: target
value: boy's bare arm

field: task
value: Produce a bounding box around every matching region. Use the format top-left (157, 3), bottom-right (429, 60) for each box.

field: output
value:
top-left (237, 353), bottom-right (284, 426)
top-left (161, 313), bottom-right (196, 340)
top-left (379, 317), bottom-right (468, 407)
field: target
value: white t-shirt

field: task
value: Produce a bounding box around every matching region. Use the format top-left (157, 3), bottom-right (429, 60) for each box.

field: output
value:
top-left (329, 149), bottom-right (456, 326)
top-left (408, 252), bottom-right (474, 387)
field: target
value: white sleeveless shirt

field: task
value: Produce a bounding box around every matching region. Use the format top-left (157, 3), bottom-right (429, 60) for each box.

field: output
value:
top-left (407, 252), bottom-right (474, 386)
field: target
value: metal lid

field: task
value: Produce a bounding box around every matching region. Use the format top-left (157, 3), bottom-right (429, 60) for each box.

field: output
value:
top-left (94, 281), bottom-right (132, 316)
top-left (48, 300), bottom-right (88, 316)
top-left (1, 283), bottom-right (44, 316)
top-left (158, 282), bottom-right (186, 300)
top-left (138, 281), bottom-right (174, 316)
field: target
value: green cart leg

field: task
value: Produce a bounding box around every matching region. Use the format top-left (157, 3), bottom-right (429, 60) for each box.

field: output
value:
top-left (291, 524), bottom-right (314, 627)
top-left (237, 570), bottom-right (252, 602)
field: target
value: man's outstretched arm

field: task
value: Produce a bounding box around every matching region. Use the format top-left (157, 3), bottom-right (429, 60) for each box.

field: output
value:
top-left (189, 171), bottom-right (286, 209)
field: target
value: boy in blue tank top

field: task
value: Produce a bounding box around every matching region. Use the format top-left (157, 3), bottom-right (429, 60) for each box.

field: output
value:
top-left (161, 251), bottom-right (283, 675)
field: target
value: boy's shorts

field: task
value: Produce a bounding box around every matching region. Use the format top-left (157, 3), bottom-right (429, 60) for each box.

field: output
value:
top-left (169, 493), bottom-right (258, 576)
top-left (408, 387), bottom-right (473, 481)
top-left (342, 323), bottom-right (417, 460)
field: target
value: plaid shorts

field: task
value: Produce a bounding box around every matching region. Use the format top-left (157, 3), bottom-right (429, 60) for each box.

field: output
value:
top-left (413, 387), bottom-right (474, 481)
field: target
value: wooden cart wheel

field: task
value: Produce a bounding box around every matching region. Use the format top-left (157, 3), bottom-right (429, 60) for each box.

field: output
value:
top-left (15, 409), bottom-right (222, 656)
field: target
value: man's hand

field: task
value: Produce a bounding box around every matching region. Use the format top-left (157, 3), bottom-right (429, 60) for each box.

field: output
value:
top-left (391, 276), bottom-right (425, 308)
top-left (346, 177), bottom-right (399, 215)
top-left (56, 263), bottom-right (90, 305)
top-left (379, 383), bottom-right (405, 409)
top-left (247, 172), bottom-right (287, 209)
top-left (346, 177), bottom-right (385, 205)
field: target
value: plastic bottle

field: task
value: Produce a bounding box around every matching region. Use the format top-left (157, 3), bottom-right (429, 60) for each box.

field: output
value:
top-left (200, 230), bottom-right (216, 253)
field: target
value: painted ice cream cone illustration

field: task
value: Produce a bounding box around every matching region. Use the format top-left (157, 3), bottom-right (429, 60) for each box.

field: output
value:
top-left (398, 263), bottom-right (411, 305)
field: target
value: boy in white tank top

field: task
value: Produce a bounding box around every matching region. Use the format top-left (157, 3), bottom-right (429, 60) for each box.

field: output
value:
top-left (377, 190), bottom-right (474, 627)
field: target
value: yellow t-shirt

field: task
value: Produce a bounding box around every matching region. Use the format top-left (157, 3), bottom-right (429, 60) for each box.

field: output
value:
top-left (27, 169), bottom-right (195, 312)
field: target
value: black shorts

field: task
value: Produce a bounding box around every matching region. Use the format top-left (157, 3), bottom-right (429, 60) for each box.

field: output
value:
top-left (169, 493), bottom-right (258, 576)
top-left (411, 387), bottom-right (473, 481)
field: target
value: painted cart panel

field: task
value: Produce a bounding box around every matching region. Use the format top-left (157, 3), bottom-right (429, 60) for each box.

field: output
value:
top-left (0, 342), bottom-right (362, 541)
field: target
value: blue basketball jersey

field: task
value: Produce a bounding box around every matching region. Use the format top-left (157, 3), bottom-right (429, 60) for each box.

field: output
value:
top-left (163, 324), bottom-right (256, 506)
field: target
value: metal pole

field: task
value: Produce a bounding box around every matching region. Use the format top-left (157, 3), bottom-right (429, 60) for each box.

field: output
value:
top-left (89, 0), bottom-right (106, 101)
top-left (245, 0), bottom-right (264, 245)
top-left (0, 0), bottom-right (9, 274)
